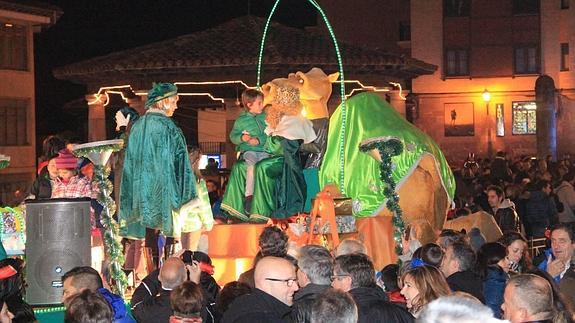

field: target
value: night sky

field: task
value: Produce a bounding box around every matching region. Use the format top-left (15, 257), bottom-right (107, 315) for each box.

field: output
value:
top-left (34, 0), bottom-right (317, 148)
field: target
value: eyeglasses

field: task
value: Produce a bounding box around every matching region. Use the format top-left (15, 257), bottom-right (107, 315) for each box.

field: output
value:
top-left (331, 274), bottom-right (350, 282)
top-left (265, 277), bottom-right (298, 287)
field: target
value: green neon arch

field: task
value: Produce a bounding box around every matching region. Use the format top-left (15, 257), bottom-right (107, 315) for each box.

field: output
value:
top-left (256, 0), bottom-right (348, 194)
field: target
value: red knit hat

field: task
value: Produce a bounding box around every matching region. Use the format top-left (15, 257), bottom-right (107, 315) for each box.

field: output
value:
top-left (54, 149), bottom-right (78, 169)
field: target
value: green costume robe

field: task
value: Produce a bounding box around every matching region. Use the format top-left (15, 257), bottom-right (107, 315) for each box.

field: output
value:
top-left (320, 93), bottom-right (455, 216)
top-left (119, 111), bottom-right (196, 238)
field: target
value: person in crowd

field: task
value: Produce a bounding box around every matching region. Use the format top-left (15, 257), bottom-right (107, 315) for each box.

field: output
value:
top-left (501, 274), bottom-right (568, 323)
top-left (498, 231), bottom-right (531, 274)
top-left (132, 257), bottom-right (202, 323)
top-left (37, 135), bottom-right (66, 175)
top-left (377, 264), bottom-right (406, 307)
top-left (119, 83), bottom-right (197, 270)
top-left (0, 259), bottom-right (35, 322)
top-left (183, 251), bottom-right (220, 306)
top-left (524, 269), bottom-right (575, 320)
top-left (418, 295), bottom-right (509, 323)
top-left (400, 226), bottom-right (422, 263)
top-left (436, 229), bottom-right (467, 251)
top-left (228, 88), bottom-right (269, 211)
top-left (61, 266), bottom-right (134, 323)
top-left (334, 238), bottom-right (368, 257)
top-left (486, 185), bottom-right (521, 232)
top-left (238, 226), bottom-right (288, 289)
top-left (29, 155), bottom-right (59, 199)
top-left (50, 148), bottom-right (92, 200)
top-left (400, 265), bottom-right (451, 318)
top-left (537, 224), bottom-right (575, 306)
top-left (439, 241), bottom-right (484, 302)
top-left (467, 227), bottom-right (487, 252)
top-left (214, 282), bottom-right (251, 320)
top-left (291, 245), bottom-right (334, 323)
top-left (476, 242), bottom-right (510, 318)
top-left (524, 180), bottom-right (558, 238)
top-left (222, 256), bottom-right (299, 323)
top-left (169, 281), bottom-right (204, 323)
top-left (412, 243), bottom-right (443, 268)
top-left (490, 151), bottom-right (511, 185)
top-left (64, 289), bottom-right (113, 323)
top-left (555, 172), bottom-right (575, 225)
top-left (333, 253), bottom-right (414, 322)
top-left (310, 289), bottom-right (358, 323)
top-left (204, 158), bottom-right (219, 177)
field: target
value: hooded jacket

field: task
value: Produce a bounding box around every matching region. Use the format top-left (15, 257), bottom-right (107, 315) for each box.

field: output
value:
top-left (489, 198), bottom-right (521, 232)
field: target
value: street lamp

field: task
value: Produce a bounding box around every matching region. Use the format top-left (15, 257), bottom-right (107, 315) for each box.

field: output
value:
top-left (482, 89), bottom-right (491, 103)
top-left (483, 89), bottom-right (493, 157)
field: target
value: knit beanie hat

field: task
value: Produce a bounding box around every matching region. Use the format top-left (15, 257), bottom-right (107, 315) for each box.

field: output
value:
top-left (54, 149), bottom-right (78, 170)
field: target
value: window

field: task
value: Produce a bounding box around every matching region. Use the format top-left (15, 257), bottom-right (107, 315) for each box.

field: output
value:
top-left (0, 23), bottom-right (28, 71)
top-left (512, 101), bottom-right (536, 135)
top-left (562, 0), bottom-right (570, 9)
top-left (513, 0), bottom-right (540, 15)
top-left (0, 98), bottom-right (28, 146)
top-left (444, 0), bottom-right (471, 17)
top-left (399, 21), bottom-right (410, 41)
top-left (514, 45), bottom-right (539, 74)
top-left (561, 43), bottom-right (570, 71)
top-left (445, 49), bottom-right (469, 76)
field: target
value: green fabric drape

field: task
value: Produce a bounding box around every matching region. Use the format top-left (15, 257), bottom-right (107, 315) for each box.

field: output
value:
top-left (319, 93), bottom-right (455, 217)
top-left (119, 112), bottom-right (196, 238)
top-left (272, 138), bottom-right (306, 219)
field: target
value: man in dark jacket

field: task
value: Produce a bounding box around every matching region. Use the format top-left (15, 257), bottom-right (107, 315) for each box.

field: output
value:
top-left (491, 151), bottom-right (511, 185)
top-left (223, 256), bottom-right (298, 323)
top-left (291, 245), bottom-right (333, 322)
top-left (440, 242), bottom-right (484, 302)
top-left (332, 253), bottom-right (414, 323)
top-left (132, 257), bottom-right (188, 323)
top-left (487, 185), bottom-right (521, 232)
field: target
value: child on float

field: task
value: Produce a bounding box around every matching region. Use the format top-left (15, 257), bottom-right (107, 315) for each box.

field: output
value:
top-left (228, 89), bottom-right (269, 208)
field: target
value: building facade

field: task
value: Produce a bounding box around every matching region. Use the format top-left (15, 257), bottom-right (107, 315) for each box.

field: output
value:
top-left (0, 1), bottom-right (61, 205)
top-left (411, 0), bottom-right (575, 164)
top-left (320, 0), bottom-right (575, 164)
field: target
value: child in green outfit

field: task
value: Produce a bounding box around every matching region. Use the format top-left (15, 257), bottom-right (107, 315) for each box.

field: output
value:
top-left (229, 89), bottom-right (269, 203)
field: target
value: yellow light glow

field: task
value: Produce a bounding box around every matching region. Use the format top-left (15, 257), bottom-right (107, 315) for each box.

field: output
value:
top-left (389, 82), bottom-right (407, 100)
top-left (343, 80), bottom-right (390, 98)
top-left (235, 258), bottom-right (252, 280)
top-left (482, 89), bottom-right (491, 102)
top-left (5, 23), bottom-right (13, 27)
top-left (87, 85), bottom-right (133, 105)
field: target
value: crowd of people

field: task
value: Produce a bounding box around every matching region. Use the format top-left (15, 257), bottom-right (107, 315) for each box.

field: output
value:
top-left (453, 151), bottom-right (574, 238)
top-left (1, 223), bottom-right (575, 322)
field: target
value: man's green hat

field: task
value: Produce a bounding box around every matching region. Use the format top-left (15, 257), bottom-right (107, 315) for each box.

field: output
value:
top-left (145, 82), bottom-right (178, 109)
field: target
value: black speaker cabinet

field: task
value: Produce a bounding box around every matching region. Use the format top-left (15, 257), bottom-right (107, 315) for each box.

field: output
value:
top-left (25, 198), bottom-right (92, 305)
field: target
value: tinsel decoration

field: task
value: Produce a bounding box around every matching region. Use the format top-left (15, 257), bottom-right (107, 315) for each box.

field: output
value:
top-left (359, 137), bottom-right (405, 256)
top-left (72, 140), bottom-right (127, 295)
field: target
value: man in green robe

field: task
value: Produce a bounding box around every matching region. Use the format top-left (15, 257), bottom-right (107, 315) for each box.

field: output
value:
top-left (119, 83), bottom-right (197, 268)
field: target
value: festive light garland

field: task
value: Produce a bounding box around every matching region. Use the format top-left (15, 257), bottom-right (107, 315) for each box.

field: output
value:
top-left (359, 138), bottom-right (406, 255)
top-left (256, 0), bottom-right (347, 195)
top-left (73, 143), bottom-right (128, 295)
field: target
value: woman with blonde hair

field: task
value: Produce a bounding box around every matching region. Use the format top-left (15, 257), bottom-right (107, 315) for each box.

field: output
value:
top-left (400, 265), bottom-right (451, 317)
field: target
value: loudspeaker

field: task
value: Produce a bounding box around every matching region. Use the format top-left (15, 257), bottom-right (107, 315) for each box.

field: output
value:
top-left (25, 198), bottom-right (92, 305)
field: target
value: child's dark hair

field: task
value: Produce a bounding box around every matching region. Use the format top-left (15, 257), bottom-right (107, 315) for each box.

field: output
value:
top-left (241, 89), bottom-right (263, 110)
top-left (412, 243), bottom-right (444, 268)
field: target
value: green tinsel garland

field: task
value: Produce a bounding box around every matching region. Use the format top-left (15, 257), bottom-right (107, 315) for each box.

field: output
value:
top-left (359, 138), bottom-right (405, 255)
top-left (72, 142), bottom-right (127, 295)
top-left (93, 165), bottom-right (128, 295)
